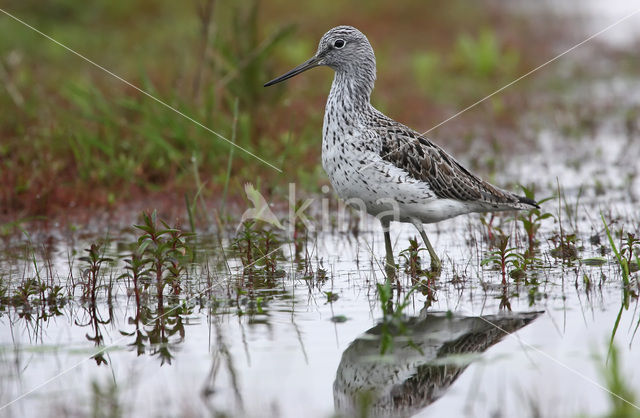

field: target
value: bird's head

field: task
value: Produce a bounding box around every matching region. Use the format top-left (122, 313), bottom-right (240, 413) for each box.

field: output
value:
top-left (264, 26), bottom-right (376, 87)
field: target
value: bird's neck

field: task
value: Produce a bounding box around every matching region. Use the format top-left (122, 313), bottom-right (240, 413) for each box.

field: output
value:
top-left (328, 67), bottom-right (376, 113)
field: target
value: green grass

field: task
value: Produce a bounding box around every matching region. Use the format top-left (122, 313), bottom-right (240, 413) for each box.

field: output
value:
top-left (602, 214), bottom-right (638, 355)
top-left (2, 0), bottom-right (638, 220)
top-left (1, 0), bottom-right (299, 215)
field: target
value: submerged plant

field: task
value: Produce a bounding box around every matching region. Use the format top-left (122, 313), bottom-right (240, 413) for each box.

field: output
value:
top-left (324, 291), bottom-right (339, 303)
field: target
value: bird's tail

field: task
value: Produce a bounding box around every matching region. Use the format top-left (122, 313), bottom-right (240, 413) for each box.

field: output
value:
top-left (516, 194), bottom-right (540, 209)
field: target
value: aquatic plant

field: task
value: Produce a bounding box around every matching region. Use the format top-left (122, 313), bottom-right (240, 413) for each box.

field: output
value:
top-left (79, 243), bottom-right (113, 303)
top-left (121, 249), bottom-right (152, 310)
top-left (549, 233), bottom-right (579, 263)
top-left (0, 277), bottom-right (8, 306)
top-left (133, 210), bottom-right (192, 297)
top-left (232, 220), bottom-right (285, 282)
top-left (481, 233), bottom-right (524, 285)
top-left (324, 291), bottom-right (339, 303)
top-left (517, 185), bottom-right (554, 257)
top-left (400, 238), bottom-right (437, 301)
top-left (621, 233), bottom-right (640, 273)
top-left (77, 244), bottom-right (115, 366)
top-left (602, 215), bottom-right (640, 354)
top-left (603, 216), bottom-right (632, 293)
top-left (110, 211), bottom-right (195, 364)
top-left (377, 281), bottom-right (419, 355)
top-left (549, 181), bottom-right (584, 266)
top-left (2, 239), bottom-right (66, 317)
top-left (400, 237), bottom-right (426, 281)
top-left (11, 277), bottom-right (43, 307)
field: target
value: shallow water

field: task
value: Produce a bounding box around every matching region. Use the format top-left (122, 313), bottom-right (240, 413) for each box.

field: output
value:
top-left (1, 119), bottom-right (640, 417)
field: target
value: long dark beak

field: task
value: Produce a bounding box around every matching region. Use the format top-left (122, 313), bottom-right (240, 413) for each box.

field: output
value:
top-left (264, 55), bottom-right (322, 87)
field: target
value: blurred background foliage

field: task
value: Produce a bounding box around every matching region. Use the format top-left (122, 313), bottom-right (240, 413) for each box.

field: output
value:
top-left (0, 0), bottom-right (634, 219)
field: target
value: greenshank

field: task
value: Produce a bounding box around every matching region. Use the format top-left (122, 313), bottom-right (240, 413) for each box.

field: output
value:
top-left (334, 310), bottom-right (541, 416)
top-left (265, 26), bottom-right (538, 274)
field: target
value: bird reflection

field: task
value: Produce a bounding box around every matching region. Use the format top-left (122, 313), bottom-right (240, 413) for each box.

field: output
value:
top-left (334, 309), bottom-right (541, 417)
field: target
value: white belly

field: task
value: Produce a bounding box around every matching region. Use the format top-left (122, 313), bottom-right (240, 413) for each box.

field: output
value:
top-left (320, 97), bottom-right (482, 224)
top-left (322, 138), bottom-right (475, 223)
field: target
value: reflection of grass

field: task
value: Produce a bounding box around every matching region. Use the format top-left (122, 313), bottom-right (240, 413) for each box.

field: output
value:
top-left (377, 281), bottom-right (420, 355)
top-left (90, 379), bottom-right (123, 418)
top-left (596, 343), bottom-right (640, 418)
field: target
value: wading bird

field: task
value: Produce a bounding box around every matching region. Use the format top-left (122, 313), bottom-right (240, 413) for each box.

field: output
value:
top-left (265, 26), bottom-right (538, 275)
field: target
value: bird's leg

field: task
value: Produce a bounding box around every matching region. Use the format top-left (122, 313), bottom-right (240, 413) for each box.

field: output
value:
top-left (412, 221), bottom-right (441, 273)
top-left (380, 219), bottom-right (396, 280)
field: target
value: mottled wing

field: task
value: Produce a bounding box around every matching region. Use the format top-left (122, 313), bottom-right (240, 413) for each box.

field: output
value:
top-left (378, 123), bottom-right (536, 208)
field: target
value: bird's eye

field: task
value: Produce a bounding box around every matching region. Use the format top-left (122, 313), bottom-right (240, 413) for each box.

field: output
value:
top-left (333, 39), bottom-right (345, 49)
